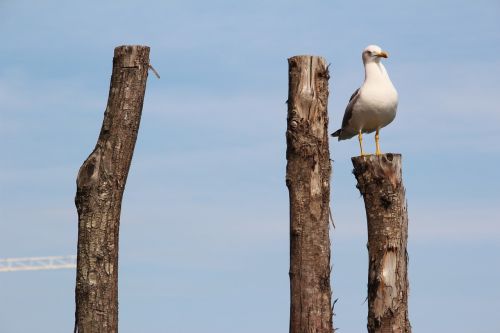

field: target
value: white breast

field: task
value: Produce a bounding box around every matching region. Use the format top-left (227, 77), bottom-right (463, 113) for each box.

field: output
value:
top-left (350, 63), bottom-right (398, 133)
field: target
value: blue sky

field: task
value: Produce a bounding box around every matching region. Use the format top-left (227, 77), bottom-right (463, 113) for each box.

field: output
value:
top-left (1, 0), bottom-right (499, 332)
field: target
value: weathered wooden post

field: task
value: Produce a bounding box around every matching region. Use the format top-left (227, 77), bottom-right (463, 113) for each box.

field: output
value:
top-left (286, 55), bottom-right (333, 333)
top-left (74, 45), bottom-right (150, 333)
top-left (351, 154), bottom-right (411, 333)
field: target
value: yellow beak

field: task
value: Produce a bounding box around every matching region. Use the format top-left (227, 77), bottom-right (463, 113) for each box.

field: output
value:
top-left (377, 51), bottom-right (389, 58)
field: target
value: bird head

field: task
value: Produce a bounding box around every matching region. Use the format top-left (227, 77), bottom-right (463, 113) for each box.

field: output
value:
top-left (362, 45), bottom-right (389, 64)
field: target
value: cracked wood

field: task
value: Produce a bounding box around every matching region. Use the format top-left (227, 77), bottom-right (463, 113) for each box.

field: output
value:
top-left (286, 55), bottom-right (333, 333)
top-left (352, 154), bottom-right (411, 333)
top-left (74, 45), bottom-right (150, 333)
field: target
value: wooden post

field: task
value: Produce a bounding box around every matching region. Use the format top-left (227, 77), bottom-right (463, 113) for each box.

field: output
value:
top-left (286, 55), bottom-right (333, 333)
top-left (351, 154), bottom-right (411, 333)
top-left (74, 45), bottom-right (150, 333)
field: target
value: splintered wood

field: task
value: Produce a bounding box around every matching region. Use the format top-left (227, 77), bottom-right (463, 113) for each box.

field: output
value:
top-left (286, 55), bottom-right (333, 333)
top-left (352, 154), bottom-right (411, 333)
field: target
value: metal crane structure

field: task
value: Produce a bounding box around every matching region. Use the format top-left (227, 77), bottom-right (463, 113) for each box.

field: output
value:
top-left (0, 255), bottom-right (76, 272)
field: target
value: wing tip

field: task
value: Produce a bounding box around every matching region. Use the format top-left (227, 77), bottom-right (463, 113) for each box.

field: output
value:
top-left (331, 129), bottom-right (341, 138)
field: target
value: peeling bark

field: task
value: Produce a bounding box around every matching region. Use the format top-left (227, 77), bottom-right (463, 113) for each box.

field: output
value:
top-left (286, 55), bottom-right (333, 333)
top-left (352, 154), bottom-right (411, 333)
top-left (74, 45), bottom-right (150, 333)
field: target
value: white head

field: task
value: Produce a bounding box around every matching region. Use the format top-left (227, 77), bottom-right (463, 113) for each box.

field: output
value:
top-left (362, 45), bottom-right (389, 64)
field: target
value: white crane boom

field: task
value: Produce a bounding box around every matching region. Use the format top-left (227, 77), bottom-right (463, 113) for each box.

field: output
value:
top-left (0, 255), bottom-right (76, 272)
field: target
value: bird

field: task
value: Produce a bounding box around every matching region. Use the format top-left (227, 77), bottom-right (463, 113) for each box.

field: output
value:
top-left (331, 45), bottom-right (398, 156)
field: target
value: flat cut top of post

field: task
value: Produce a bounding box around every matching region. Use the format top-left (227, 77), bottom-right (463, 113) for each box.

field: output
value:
top-left (114, 45), bottom-right (150, 68)
top-left (288, 55), bottom-right (326, 61)
top-left (352, 153), bottom-right (403, 192)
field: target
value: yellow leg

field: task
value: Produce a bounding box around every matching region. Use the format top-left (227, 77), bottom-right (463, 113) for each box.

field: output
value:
top-left (358, 130), bottom-right (365, 156)
top-left (375, 129), bottom-right (382, 156)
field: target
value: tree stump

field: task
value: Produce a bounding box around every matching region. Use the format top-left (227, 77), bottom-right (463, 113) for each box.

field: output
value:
top-left (286, 55), bottom-right (333, 333)
top-left (351, 154), bottom-right (411, 333)
top-left (74, 45), bottom-right (150, 333)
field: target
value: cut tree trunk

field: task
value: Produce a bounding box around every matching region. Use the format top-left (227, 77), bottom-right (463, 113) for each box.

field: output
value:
top-left (351, 154), bottom-right (411, 333)
top-left (286, 55), bottom-right (333, 333)
top-left (74, 45), bottom-right (150, 333)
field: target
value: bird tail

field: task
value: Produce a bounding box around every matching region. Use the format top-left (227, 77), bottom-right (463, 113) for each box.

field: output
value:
top-left (331, 129), bottom-right (341, 137)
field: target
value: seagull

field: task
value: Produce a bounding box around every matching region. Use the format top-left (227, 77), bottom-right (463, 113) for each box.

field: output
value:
top-left (331, 45), bottom-right (398, 156)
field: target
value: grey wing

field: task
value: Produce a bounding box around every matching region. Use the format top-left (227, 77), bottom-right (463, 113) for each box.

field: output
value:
top-left (341, 88), bottom-right (360, 129)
